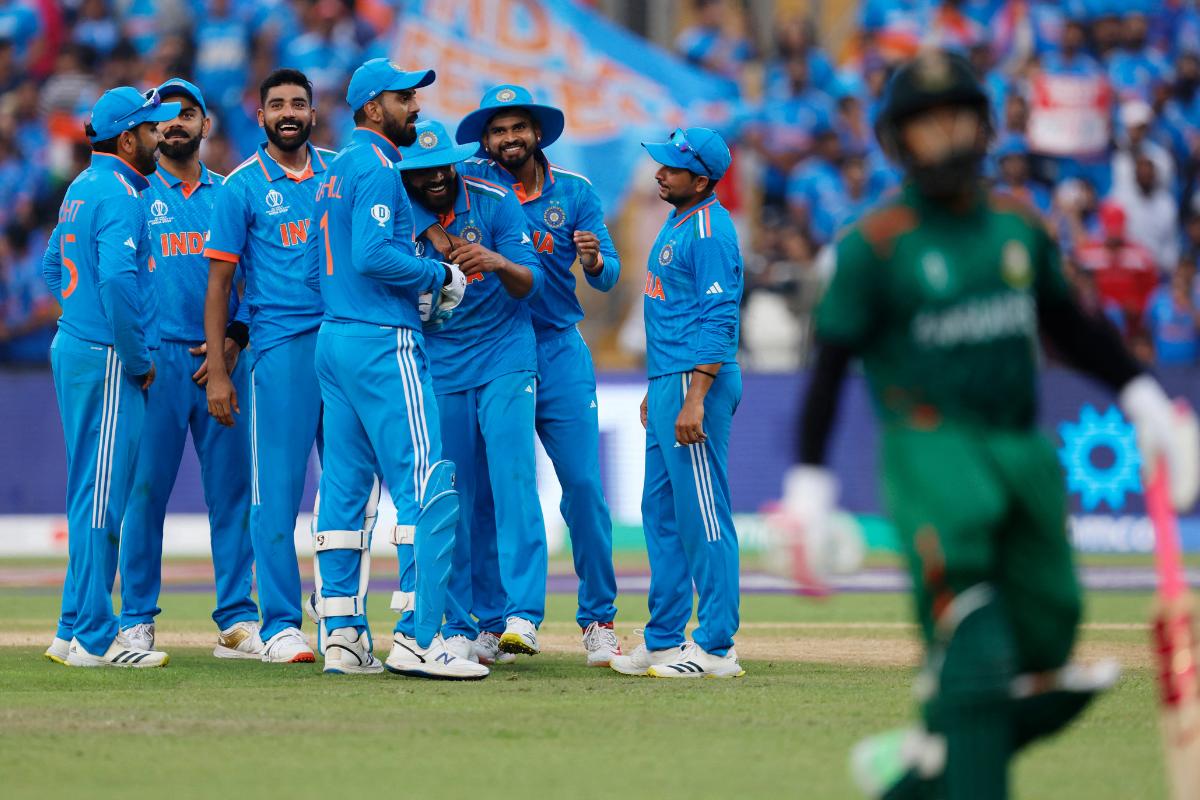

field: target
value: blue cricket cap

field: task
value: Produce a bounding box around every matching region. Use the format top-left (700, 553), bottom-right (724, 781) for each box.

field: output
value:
top-left (642, 127), bottom-right (731, 181)
top-left (396, 120), bottom-right (481, 171)
top-left (346, 58), bottom-right (435, 112)
top-left (88, 86), bottom-right (181, 143)
top-left (158, 77), bottom-right (207, 117)
top-left (456, 84), bottom-right (565, 149)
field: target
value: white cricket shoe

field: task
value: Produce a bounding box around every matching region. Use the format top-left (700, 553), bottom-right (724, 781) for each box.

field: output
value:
top-left (66, 637), bottom-right (169, 668)
top-left (323, 627), bottom-right (383, 675)
top-left (473, 631), bottom-right (516, 665)
top-left (384, 633), bottom-right (489, 680)
top-left (647, 641), bottom-right (745, 678)
top-left (499, 616), bottom-right (539, 656)
top-left (213, 621), bottom-right (265, 660)
top-left (261, 627), bottom-right (316, 663)
top-left (118, 622), bottom-right (155, 651)
top-left (44, 636), bottom-right (70, 665)
top-left (443, 634), bottom-right (478, 663)
top-left (582, 621), bottom-right (622, 667)
top-left (609, 641), bottom-right (683, 676)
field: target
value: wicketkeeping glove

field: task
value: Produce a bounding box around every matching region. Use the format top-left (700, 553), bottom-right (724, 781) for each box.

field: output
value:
top-left (1119, 374), bottom-right (1200, 511)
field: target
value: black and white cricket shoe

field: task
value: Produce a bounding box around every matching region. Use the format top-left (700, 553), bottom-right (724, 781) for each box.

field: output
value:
top-left (384, 633), bottom-right (489, 680)
top-left (322, 627), bottom-right (383, 675)
top-left (65, 637), bottom-right (169, 668)
top-left (647, 641), bottom-right (745, 678)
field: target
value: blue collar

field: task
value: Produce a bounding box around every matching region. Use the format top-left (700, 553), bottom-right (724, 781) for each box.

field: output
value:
top-left (352, 127), bottom-right (403, 163)
top-left (152, 162), bottom-right (214, 190)
top-left (254, 142), bottom-right (328, 182)
top-left (90, 153), bottom-right (150, 192)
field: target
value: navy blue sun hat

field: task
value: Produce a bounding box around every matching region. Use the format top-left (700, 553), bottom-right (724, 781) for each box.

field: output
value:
top-left (455, 84), bottom-right (565, 149)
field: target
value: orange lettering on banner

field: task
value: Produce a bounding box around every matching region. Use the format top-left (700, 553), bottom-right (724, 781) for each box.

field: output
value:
top-left (495, 0), bottom-right (550, 52)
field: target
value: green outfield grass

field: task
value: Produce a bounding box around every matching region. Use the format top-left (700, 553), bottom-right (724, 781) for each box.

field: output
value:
top-left (0, 581), bottom-right (1166, 799)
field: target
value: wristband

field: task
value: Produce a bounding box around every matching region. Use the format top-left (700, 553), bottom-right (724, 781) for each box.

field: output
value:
top-left (225, 321), bottom-right (249, 350)
top-left (692, 367), bottom-right (718, 379)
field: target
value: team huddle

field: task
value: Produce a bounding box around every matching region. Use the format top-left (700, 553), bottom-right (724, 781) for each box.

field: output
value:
top-left (39, 57), bottom-right (747, 681)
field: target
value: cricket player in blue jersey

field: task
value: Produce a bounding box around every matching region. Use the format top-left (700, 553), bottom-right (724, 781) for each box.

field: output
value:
top-left (41, 86), bottom-right (178, 668)
top-left (116, 78), bottom-right (262, 659)
top-left (610, 127), bottom-right (745, 679)
top-left (304, 60), bottom-right (484, 679)
top-left (202, 69), bottom-right (335, 664)
top-left (456, 85), bottom-right (623, 666)
top-left (399, 119), bottom-right (546, 664)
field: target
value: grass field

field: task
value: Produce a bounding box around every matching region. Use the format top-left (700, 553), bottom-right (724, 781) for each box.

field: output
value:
top-left (0, 560), bottom-right (1169, 800)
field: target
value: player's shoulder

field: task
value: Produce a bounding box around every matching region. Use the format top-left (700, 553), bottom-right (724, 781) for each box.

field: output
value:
top-left (548, 163), bottom-right (593, 188)
top-left (987, 190), bottom-right (1054, 236)
top-left (463, 174), bottom-right (510, 201)
top-left (845, 194), bottom-right (919, 259)
top-left (222, 154), bottom-right (263, 188)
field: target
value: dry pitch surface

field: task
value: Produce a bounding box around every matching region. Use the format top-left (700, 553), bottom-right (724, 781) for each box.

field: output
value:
top-left (0, 558), bottom-right (1170, 799)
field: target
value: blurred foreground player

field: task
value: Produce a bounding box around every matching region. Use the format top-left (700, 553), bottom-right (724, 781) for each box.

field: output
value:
top-left (457, 85), bottom-right (622, 666)
top-left (610, 127), bottom-right (744, 679)
top-left (784, 50), bottom-right (1200, 799)
top-left (118, 79), bottom-right (261, 659)
top-left (42, 86), bottom-right (178, 667)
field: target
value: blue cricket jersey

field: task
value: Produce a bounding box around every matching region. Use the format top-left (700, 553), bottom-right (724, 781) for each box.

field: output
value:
top-left (409, 173), bottom-right (543, 395)
top-left (204, 141), bottom-right (334, 357)
top-left (42, 153), bottom-right (157, 377)
top-left (458, 154), bottom-right (619, 340)
top-left (642, 195), bottom-right (742, 379)
top-left (145, 163), bottom-right (244, 343)
top-left (305, 127), bottom-right (445, 330)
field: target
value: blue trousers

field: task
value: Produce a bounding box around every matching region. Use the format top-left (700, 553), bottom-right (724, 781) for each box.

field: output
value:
top-left (250, 330), bottom-right (322, 641)
top-left (642, 370), bottom-right (741, 656)
top-left (51, 331), bottom-right (147, 655)
top-left (119, 340), bottom-right (256, 631)
top-left (438, 370), bottom-right (547, 638)
top-left (469, 328), bottom-right (617, 629)
top-left (312, 323), bottom-right (442, 637)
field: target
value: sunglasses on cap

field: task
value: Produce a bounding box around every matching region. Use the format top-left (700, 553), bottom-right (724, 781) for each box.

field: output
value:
top-left (669, 127), bottom-right (713, 177)
top-left (116, 88), bottom-right (164, 127)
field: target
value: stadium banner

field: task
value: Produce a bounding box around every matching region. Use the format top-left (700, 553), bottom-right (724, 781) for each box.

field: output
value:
top-left (1, 368), bottom-right (1197, 556)
top-left (391, 0), bottom-right (739, 214)
top-left (1026, 71), bottom-right (1113, 158)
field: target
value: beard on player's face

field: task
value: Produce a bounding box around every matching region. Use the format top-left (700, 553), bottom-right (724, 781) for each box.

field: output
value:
top-left (126, 124), bottom-right (160, 176)
top-left (403, 165), bottom-right (456, 213)
top-left (158, 125), bottom-right (202, 160)
top-left (264, 114), bottom-right (313, 152)
top-left (382, 107), bottom-right (419, 148)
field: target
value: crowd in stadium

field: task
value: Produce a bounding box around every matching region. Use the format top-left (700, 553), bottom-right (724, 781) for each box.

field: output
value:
top-left (2, 0), bottom-right (1200, 368)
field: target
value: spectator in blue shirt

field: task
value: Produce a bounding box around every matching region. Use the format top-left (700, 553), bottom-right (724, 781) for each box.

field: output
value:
top-left (993, 134), bottom-right (1053, 215)
top-left (193, 0), bottom-right (254, 119)
top-left (675, 0), bottom-right (753, 82)
top-left (0, 221), bottom-right (56, 364)
top-left (1146, 262), bottom-right (1200, 365)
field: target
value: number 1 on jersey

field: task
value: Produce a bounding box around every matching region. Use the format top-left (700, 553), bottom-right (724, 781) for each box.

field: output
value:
top-left (320, 211), bottom-right (333, 275)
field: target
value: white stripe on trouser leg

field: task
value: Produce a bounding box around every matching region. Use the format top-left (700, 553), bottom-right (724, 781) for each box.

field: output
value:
top-left (91, 349), bottom-right (115, 528)
top-left (680, 373), bottom-right (716, 542)
top-left (250, 373), bottom-right (260, 505)
top-left (681, 373), bottom-right (721, 542)
top-left (395, 329), bottom-right (430, 501)
top-left (96, 350), bottom-right (120, 528)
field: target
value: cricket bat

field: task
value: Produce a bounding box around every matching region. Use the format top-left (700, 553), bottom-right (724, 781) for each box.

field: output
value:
top-left (1146, 455), bottom-right (1200, 800)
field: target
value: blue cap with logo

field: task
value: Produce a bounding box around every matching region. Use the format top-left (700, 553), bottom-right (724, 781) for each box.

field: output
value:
top-left (346, 57), bottom-right (435, 112)
top-left (642, 127), bottom-right (731, 181)
top-left (455, 84), bottom-right (565, 149)
top-left (88, 86), bottom-right (181, 143)
top-left (157, 77), bottom-right (207, 117)
top-left (396, 120), bottom-right (481, 172)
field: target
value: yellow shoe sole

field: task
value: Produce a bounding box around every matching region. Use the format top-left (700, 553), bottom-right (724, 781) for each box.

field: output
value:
top-left (44, 652), bottom-right (66, 666)
top-left (499, 633), bottom-right (538, 656)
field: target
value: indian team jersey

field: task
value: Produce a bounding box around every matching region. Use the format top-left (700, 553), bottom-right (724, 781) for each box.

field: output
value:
top-left (308, 127), bottom-right (445, 330)
top-left (42, 153), bottom-right (157, 377)
top-left (458, 154), bottom-right (620, 339)
top-left (816, 184), bottom-right (1069, 430)
top-left (410, 174), bottom-right (543, 395)
top-left (145, 163), bottom-right (243, 343)
top-left (643, 195), bottom-right (742, 379)
top-left (204, 141), bottom-right (333, 357)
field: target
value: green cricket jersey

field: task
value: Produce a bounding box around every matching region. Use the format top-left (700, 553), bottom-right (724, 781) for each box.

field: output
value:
top-left (816, 183), bottom-right (1069, 430)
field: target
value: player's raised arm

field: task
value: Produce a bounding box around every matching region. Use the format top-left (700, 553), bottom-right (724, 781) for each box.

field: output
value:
top-left (450, 187), bottom-right (542, 300)
top-left (574, 183), bottom-right (620, 291)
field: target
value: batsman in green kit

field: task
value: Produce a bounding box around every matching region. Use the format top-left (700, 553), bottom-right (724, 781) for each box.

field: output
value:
top-left (784, 50), bottom-right (1200, 799)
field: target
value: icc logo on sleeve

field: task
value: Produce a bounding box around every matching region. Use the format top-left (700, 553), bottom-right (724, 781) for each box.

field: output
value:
top-left (371, 204), bottom-right (390, 227)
